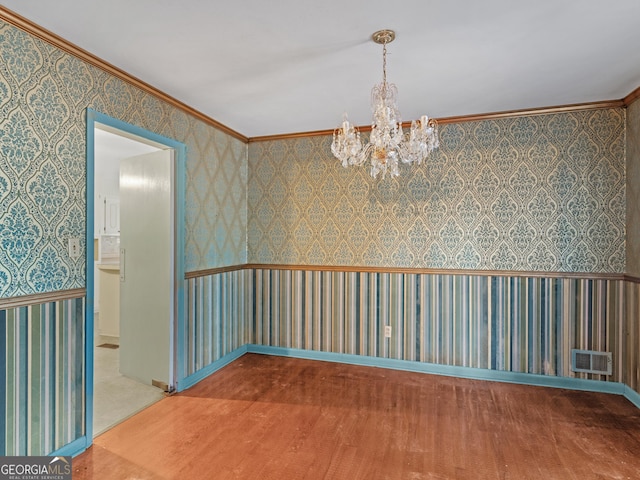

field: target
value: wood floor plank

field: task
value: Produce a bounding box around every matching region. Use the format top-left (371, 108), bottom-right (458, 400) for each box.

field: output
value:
top-left (73, 354), bottom-right (640, 479)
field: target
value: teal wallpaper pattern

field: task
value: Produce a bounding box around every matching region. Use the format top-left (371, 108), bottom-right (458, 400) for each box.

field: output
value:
top-left (626, 98), bottom-right (640, 276)
top-left (248, 109), bottom-right (626, 273)
top-left (0, 20), bottom-right (247, 298)
top-left (0, 26), bottom-right (85, 297)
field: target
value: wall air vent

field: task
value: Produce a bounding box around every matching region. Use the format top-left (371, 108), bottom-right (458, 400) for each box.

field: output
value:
top-left (571, 349), bottom-right (612, 375)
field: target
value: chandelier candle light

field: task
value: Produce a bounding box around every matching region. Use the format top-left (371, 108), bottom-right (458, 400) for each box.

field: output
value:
top-left (331, 29), bottom-right (439, 179)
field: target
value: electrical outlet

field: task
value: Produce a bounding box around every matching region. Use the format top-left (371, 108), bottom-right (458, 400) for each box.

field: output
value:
top-left (384, 325), bottom-right (392, 338)
top-left (68, 238), bottom-right (80, 259)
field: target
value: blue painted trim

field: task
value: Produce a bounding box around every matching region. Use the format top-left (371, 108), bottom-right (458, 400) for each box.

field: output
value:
top-left (174, 143), bottom-right (186, 392)
top-left (625, 386), bottom-right (640, 409)
top-left (84, 110), bottom-right (96, 444)
top-left (179, 345), bottom-right (248, 392)
top-left (49, 436), bottom-right (87, 458)
top-left (246, 345), bottom-right (629, 397)
top-left (0, 309), bottom-right (5, 455)
top-left (84, 108), bottom-right (187, 447)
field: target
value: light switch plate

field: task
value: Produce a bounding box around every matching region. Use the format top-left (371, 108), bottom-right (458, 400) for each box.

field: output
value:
top-left (68, 238), bottom-right (80, 259)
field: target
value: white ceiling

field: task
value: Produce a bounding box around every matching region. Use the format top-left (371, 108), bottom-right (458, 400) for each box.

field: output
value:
top-left (3, 0), bottom-right (640, 138)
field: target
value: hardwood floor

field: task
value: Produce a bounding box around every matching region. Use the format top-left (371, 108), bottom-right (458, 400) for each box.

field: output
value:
top-left (73, 354), bottom-right (640, 479)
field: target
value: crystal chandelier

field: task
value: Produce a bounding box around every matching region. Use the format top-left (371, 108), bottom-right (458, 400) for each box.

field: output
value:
top-left (331, 30), bottom-right (439, 179)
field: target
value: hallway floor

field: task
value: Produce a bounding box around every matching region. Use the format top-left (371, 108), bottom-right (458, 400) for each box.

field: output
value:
top-left (93, 344), bottom-right (166, 436)
top-left (75, 353), bottom-right (640, 479)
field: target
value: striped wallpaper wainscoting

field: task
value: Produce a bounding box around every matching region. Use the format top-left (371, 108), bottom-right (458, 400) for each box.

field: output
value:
top-left (625, 281), bottom-right (640, 395)
top-left (252, 269), bottom-right (625, 383)
top-left (184, 269), bottom-right (253, 380)
top-left (0, 297), bottom-right (84, 456)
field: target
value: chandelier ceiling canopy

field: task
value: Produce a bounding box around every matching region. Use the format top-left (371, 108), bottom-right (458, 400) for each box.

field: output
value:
top-left (331, 29), bottom-right (439, 179)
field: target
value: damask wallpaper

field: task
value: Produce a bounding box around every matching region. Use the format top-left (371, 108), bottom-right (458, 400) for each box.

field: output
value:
top-left (1, 11), bottom-right (639, 459)
top-left (0, 20), bottom-right (247, 298)
top-left (626, 98), bottom-right (640, 276)
top-left (248, 109), bottom-right (626, 273)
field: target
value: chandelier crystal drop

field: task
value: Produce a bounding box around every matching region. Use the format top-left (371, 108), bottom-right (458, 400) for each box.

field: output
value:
top-left (331, 29), bottom-right (439, 179)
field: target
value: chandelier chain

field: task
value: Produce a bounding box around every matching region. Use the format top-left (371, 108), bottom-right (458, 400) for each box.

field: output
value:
top-left (382, 42), bottom-right (387, 86)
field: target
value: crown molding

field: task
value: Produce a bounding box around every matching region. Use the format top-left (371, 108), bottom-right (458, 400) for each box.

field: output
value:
top-left (0, 6), bottom-right (248, 143)
top-left (436, 100), bottom-right (625, 124)
top-left (248, 129), bottom-right (336, 143)
top-left (624, 85), bottom-right (640, 106)
top-left (248, 100), bottom-right (627, 143)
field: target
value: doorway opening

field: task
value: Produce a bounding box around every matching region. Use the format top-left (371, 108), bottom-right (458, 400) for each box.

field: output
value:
top-left (93, 127), bottom-right (164, 435)
top-left (85, 109), bottom-right (186, 442)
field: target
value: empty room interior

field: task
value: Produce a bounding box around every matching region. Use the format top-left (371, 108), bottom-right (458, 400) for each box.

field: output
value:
top-left (1, 1), bottom-right (640, 478)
